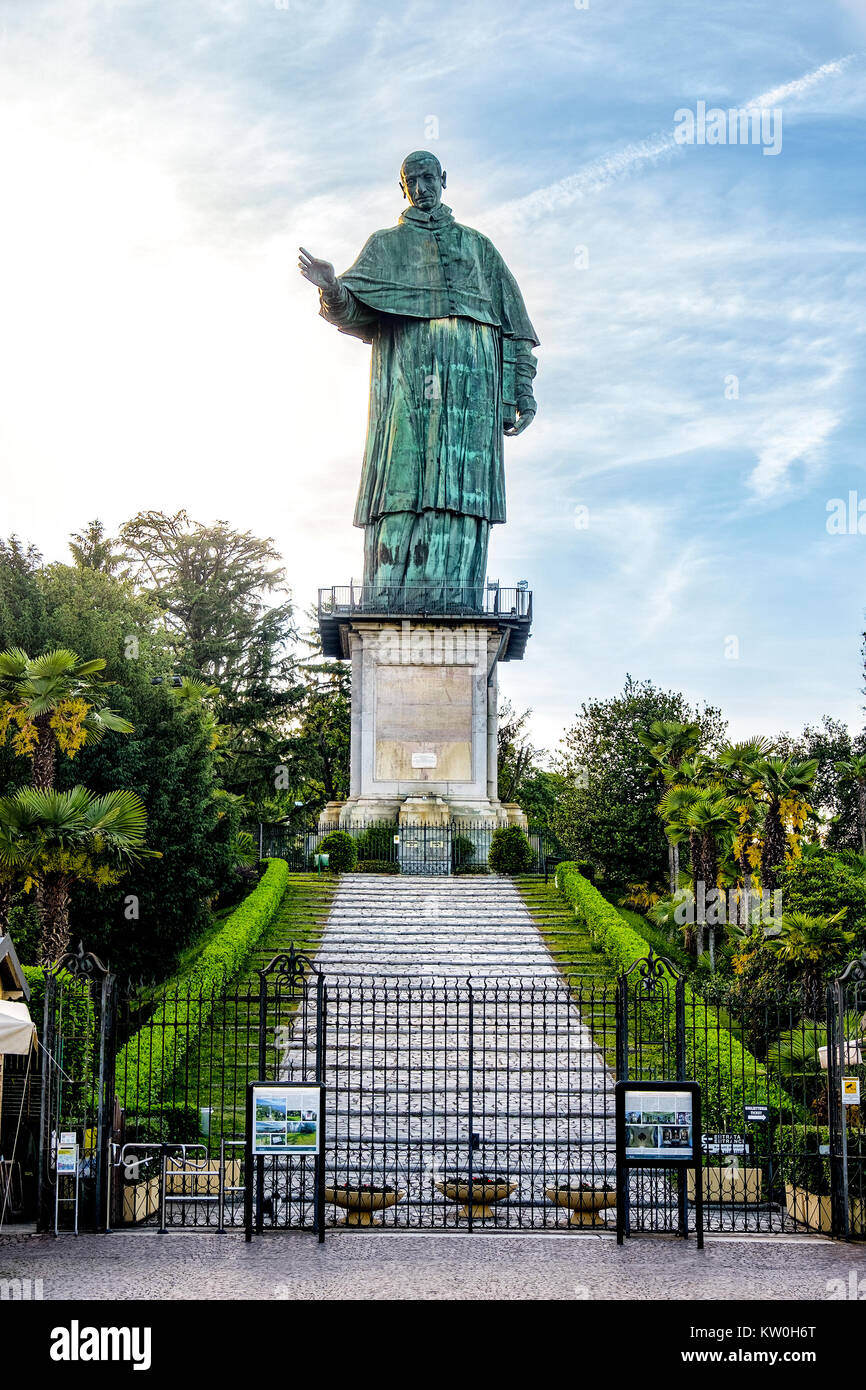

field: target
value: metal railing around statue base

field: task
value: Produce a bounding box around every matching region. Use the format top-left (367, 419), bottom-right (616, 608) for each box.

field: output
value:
top-left (258, 819), bottom-right (558, 876)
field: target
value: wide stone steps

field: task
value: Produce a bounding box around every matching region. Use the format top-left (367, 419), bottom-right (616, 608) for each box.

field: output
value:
top-left (253, 872), bottom-right (619, 1223)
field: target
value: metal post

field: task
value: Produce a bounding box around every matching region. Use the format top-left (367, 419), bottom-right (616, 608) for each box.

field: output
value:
top-left (674, 974), bottom-right (688, 1238)
top-left (95, 972), bottom-right (117, 1234)
top-left (37, 972), bottom-right (57, 1233)
top-left (675, 975), bottom-right (686, 1082)
top-left (158, 1147), bottom-right (167, 1234)
top-left (828, 979), bottom-right (850, 1238)
top-left (217, 1138), bottom-right (226, 1236)
top-left (467, 981), bottom-right (474, 1233)
top-left (315, 975), bottom-right (326, 1243)
top-left (692, 1084), bottom-right (706, 1251)
top-left (616, 976), bottom-right (629, 1240)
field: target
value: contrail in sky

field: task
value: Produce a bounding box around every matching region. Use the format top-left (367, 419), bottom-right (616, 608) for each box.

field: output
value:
top-left (498, 54), bottom-right (857, 222)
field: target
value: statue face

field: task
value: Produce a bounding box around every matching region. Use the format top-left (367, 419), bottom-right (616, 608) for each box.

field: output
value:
top-left (400, 159), bottom-right (442, 212)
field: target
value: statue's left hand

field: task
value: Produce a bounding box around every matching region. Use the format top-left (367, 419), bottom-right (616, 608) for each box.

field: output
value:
top-left (504, 405), bottom-right (536, 437)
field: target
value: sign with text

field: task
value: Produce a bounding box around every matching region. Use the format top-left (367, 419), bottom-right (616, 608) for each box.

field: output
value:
top-left (744, 1104), bottom-right (769, 1123)
top-left (622, 1089), bottom-right (693, 1160)
top-left (702, 1132), bottom-right (751, 1156)
top-left (843, 1077), bottom-right (861, 1106)
top-left (245, 1081), bottom-right (326, 1245)
top-left (616, 1080), bottom-right (701, 1165)
top-left (56, 1143), bottom-right (78, 1175)
top-left (250, 1082), bottom-right (322, 1156)
top-left (615, 1079), bottom-right (704, 1248)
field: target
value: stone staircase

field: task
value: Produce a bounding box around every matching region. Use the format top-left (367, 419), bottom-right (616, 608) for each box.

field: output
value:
top-left (312, 873), bottom-right (564, 981)
top-left (278, 874), bottom-right (617, 1226)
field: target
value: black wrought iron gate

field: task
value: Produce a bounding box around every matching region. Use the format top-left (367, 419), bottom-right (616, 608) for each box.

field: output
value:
top-left (37, 947), bottom-right (117, 1233)
top-left (34, 945), bottom-right (866, 1238)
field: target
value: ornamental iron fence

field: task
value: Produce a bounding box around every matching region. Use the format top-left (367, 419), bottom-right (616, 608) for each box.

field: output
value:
top-left (28, 943), bottom-right (866, 1239)
top-left (259, 820), bottom-right (559, 877)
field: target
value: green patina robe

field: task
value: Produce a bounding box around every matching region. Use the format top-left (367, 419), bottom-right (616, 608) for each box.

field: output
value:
top-left (319, 203), bottom-right (538, 590)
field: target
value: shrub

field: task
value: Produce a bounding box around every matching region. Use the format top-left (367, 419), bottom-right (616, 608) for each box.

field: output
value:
top-left (616, 906), bottom-right (692, 974)
top-left (489, 826), bottom-right (533, 875)
top-left (554, 863), bottom-right (793, 1125)
top-left (357, 859), bottom-right (399, 874)
top-left (317, 830), bottom-right (358, 873)
top-left (116, 857), bottom-right (289, 1112)
top-left (455, 863), bottom-right (490, 876)
top-left (777, 853), bottom-right (866, 945)
top-left (355, 824), bottom-right (397, 862)
top-left (777, 1125), bottom-right (866, 1198)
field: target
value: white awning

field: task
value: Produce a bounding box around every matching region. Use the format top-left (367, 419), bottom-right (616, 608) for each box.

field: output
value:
top-left (0, 999), bottom-right (36, 1055)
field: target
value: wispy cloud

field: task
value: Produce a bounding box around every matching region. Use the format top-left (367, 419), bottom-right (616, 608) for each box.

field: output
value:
top-left (498, 54), bottom-right (857, 224)
top-left (747, 409), bottom-right (841, 500)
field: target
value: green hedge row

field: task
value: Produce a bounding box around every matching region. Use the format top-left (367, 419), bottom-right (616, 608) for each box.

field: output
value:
top-left (116, 857), bottom-right (289, 1112)
top-left (554, 864), bottom-right (792, 1125)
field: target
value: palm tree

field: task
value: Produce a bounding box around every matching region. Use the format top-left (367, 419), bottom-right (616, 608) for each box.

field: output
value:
top-left (639, 720), bottom-right (702, 892)
top-left (656, 778), bottom-right (736, 961)
top-left (836, 753), bottom-right (866, 854)
top-left (717, 736), bottom-right (775, 919)
top-left (681, 788), bottom-right (739, 965)
top-left (764, 910), bottom-right (855, 1016)
top-left (0, 786), bottom-right (156, 964)
top-left (657, 754), bottom-right (716, 892)
top-left (753, 756), bottom-right (818, 891)
top-left (0, 648), bottom-right (133, 790)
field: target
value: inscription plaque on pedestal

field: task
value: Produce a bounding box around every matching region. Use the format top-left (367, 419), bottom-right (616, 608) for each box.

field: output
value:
top-left (375, 664), bottom-right (472, 782)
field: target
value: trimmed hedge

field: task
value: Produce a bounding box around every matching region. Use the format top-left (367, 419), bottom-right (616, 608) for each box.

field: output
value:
top-left (554, 863), bottom-right (792, 1125)
top-left (357, 860), bottom-right (399, 874)
top-left (116, 857), bottom-right (289, 1111)
top-left (615, 905), bottom-right (693, 974)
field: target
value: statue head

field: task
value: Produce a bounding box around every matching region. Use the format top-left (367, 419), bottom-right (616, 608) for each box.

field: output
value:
top-left (399, 150), bottom-right (447, 210)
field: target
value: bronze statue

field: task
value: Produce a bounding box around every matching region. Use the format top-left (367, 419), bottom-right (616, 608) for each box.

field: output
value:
top-left (300, 151), bottom-right (538, 599)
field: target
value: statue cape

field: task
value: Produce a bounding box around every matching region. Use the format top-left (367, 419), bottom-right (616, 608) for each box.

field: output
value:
top-left (336, 203), bottom-right (540, 346)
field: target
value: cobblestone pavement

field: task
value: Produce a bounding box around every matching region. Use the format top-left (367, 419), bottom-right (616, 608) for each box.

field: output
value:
top-left (281, 875), bottom-right (617, 1227)
top-left (2, 1230), bottom-right (865, 1300)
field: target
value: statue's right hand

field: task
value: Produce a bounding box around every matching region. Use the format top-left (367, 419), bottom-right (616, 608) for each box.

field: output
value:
top-left (298, 247), bottom-right (337, 290)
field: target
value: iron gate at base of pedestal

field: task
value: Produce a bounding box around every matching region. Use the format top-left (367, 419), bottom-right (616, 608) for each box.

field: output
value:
top-left (259, 820), bottom-right (558, 876)
top-left (25, 947), bottom-right (866, 1238)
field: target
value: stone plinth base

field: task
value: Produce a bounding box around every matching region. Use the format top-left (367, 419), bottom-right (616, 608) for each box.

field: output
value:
top-left (316, 613), bottom-right (532, 841)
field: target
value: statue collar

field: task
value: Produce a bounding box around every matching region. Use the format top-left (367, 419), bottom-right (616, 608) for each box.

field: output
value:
top-left (399, 203), bottom-right (454, 229)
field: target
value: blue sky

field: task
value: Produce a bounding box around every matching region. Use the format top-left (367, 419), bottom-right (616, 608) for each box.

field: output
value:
top-left (1, 0), bottom-right (864, 753)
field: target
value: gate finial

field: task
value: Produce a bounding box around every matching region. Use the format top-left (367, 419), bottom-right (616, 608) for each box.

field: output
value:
top-left (53, 941), bottom-right (109, 980)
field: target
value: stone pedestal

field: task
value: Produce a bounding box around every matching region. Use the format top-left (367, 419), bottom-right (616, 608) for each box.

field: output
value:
top-left (328, 618), bottom-right (518, 829)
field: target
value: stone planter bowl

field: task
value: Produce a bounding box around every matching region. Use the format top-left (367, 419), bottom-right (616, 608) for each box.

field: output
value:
top-left (436, 1176), bottom-right (517, 1219)
top-left (325, 1185), bottom-right (405, 1226)
top-left (545, 1182), bottom-right (616, 1226)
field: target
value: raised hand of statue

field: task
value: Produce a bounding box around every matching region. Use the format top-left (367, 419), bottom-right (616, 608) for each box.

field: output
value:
top-left (504, 403), bottom-right (536, 437)
top-left (298, 247), bottom-right (337, 291)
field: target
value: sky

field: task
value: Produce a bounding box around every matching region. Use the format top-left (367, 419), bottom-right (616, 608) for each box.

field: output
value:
top-left (1, 0), bottom-right (865, 755)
